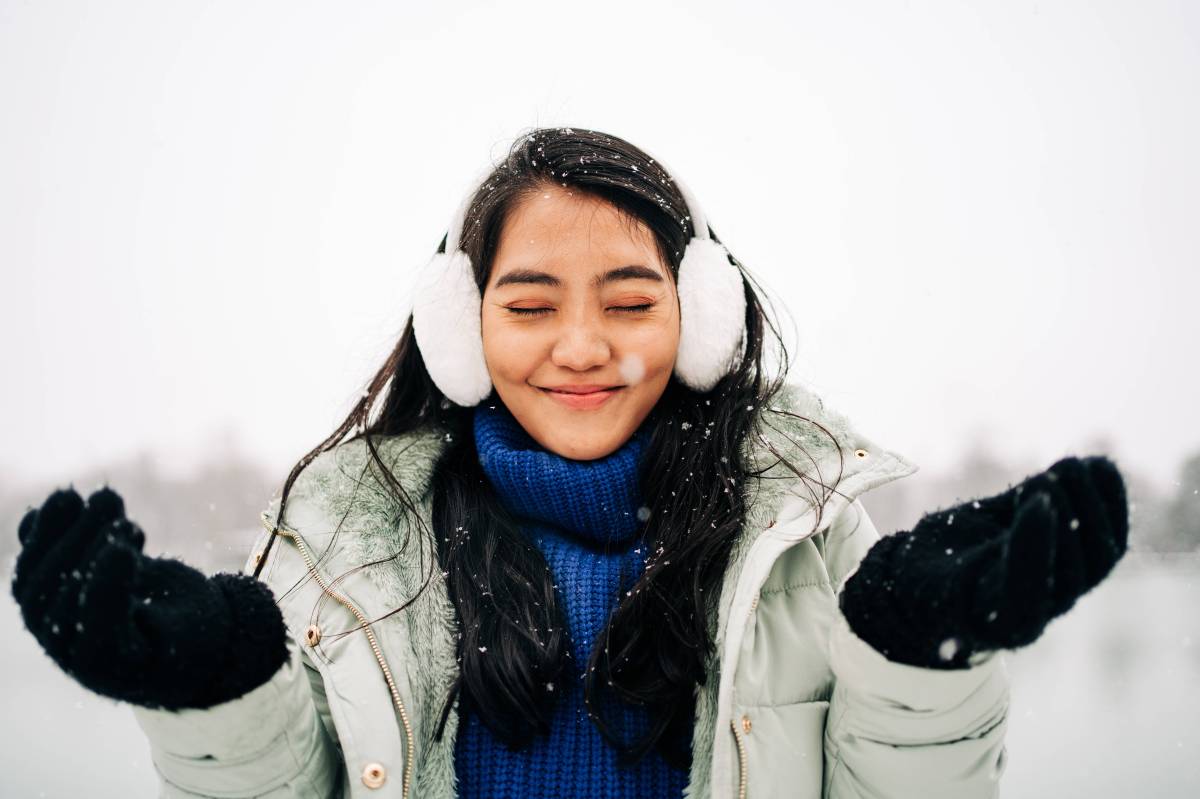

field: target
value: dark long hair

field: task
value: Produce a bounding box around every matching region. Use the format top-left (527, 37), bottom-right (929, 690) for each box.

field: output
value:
top-left (255, 126), bottom-right (801, 770)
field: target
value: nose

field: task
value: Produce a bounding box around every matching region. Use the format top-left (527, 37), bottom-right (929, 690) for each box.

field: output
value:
top-left (550, 318), bottom-right (612, 372)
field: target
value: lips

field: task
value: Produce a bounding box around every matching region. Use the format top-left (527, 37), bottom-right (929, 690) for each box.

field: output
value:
top-left (543, 385), bottom-right (622, 394)
top-left (539, 385), bottom-right (623, 409)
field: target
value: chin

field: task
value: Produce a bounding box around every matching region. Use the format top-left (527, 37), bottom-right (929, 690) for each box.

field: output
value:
top-left (540, 430), bottom-right (616, 461)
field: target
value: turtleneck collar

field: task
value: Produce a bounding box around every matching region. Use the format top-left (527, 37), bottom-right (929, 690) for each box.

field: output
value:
top-left (472, 401), bottom-right (652, 547)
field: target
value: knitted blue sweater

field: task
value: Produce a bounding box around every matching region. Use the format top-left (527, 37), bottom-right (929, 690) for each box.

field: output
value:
top-left (454, 402), bottom-right (691, 798)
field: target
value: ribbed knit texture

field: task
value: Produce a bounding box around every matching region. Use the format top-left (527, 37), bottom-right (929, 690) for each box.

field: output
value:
top-left (454, 401), bottom-right (691, 798)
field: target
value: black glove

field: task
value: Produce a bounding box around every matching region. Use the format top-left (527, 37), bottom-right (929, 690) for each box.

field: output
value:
top-left (839, 455), bottom-right (1129, 669)
top-left (11, 485), bottom-right (290, 710)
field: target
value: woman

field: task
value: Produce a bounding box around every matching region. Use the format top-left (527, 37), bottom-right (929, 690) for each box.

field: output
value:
top-left (12, 127), bottom-right (1129, 798)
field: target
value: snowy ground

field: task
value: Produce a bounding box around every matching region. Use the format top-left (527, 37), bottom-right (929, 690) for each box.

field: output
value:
top-left (0, 553), bottom-right (1196, 798)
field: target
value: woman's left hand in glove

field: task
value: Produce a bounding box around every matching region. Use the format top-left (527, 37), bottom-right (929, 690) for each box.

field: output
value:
top-left (838, 455), bottom-right (1129, 669)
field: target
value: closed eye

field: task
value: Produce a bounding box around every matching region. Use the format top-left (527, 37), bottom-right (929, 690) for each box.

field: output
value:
top-left (505, 307), bottom-right (552, 317)
top-left (505, 304), bottom-right (655, 317)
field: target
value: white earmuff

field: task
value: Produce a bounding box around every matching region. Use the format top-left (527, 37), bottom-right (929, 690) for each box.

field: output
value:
top-left (410, 151), bottom-right (747, 406)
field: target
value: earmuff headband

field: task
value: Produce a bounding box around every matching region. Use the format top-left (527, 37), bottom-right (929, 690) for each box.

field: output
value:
top-left (411, 147), bottom-right (747, 406)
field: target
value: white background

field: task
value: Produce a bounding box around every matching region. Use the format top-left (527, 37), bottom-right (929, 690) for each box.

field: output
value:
top-left (1, 1), bottom-right (1197, 796)
top-left (1, 0), bottom-right (1196, 490)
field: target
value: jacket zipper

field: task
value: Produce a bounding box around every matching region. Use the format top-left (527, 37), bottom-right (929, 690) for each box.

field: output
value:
top-left (265, 515), bottom-right (415, 799)
top-left (730, 718), bottom-right (748, 799)
top-left (726, 595), bottom-right (758, 799)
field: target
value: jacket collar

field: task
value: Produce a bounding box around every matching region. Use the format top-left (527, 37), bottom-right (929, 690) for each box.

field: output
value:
top-left (739, 381), bottom-right (919, 533)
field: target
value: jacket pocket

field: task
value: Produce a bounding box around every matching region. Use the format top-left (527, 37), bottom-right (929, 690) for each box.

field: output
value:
top-left (736, 699), bottom-right (829, 798)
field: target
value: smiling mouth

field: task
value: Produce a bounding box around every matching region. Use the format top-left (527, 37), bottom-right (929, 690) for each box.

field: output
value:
top-left (537, 385), bottom-right (624, 408)
top-left (539, 386), bottom-right (622, 395)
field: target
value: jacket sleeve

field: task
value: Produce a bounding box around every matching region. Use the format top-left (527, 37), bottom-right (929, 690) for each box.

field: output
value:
top-left (821, 499), bottom-right (1010, 799)
top-left (128, 525), bottom-right (346, 798)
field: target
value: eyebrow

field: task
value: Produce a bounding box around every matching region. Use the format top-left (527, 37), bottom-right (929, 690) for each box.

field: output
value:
top-left (492, 264), bottom-right (665, 289)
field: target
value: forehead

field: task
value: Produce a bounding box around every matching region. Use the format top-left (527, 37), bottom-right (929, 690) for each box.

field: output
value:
top-left (491, 186), bottom-right (664, 273)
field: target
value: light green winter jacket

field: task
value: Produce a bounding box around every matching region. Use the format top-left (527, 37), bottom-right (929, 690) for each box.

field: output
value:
top-left (131, 380), bottom-right (1010, 798)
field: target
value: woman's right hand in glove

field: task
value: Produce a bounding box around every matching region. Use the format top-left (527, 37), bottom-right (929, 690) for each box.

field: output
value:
top-left (11, 485), bottom-right (289, 711)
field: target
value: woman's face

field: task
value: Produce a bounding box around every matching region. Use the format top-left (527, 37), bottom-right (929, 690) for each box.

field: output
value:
top-left (480, 184), bottom-right (680, 460)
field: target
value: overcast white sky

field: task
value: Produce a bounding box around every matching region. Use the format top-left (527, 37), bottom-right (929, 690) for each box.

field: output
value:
top-left (1, 0), bottom-right (1196, 494)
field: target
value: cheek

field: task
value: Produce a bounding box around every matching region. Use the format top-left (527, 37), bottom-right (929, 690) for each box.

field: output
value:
top-left (619, 317), bottom-right (679, 385)
top-left (644, 305), bottom-right (681, 359)
top-left (481, 309), bottom-right (549, 383)
top-left (480, 311), bottom-right (522, 379)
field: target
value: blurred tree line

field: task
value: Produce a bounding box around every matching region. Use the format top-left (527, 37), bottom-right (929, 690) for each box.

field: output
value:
top-left (0, 444), bottom-right (276, 576)
top-left (1, 433), bottom-right (1198, 578)
top-left (862, 437), bottom-right (1200, 554)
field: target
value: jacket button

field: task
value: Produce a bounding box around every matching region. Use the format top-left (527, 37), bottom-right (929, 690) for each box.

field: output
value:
top-left (304, 624), bottom-right (322, 647)
top-left (361, 762), bottom-right (387, 789)
top-left (854, 448), bottom-right (869, 459)
top-left (741, 714), bottom-right (752, 734)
